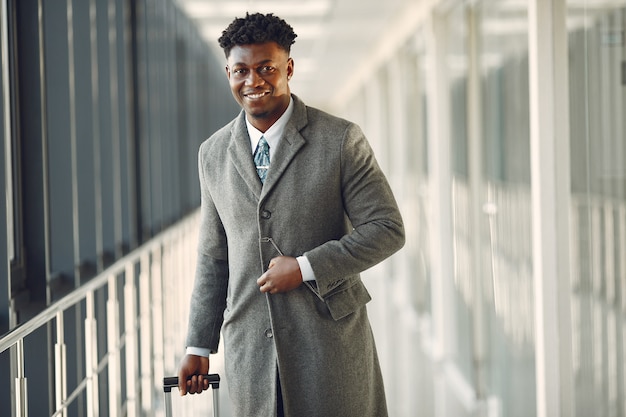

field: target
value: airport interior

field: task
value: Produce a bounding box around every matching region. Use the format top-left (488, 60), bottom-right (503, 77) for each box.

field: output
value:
top-left (1, 0), bottom-right (626, 416)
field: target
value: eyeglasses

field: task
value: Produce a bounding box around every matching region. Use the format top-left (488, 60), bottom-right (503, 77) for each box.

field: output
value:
top-left (260, 237), bottom-right (284, 256)
top-left (259, 237), bottom-right (322, 299)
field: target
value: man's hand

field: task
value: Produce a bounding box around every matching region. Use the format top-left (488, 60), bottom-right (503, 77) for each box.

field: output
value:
top-left (177, 354), bottom-right (209, 396)
top-left (257, 256), bottom-right (303, 294)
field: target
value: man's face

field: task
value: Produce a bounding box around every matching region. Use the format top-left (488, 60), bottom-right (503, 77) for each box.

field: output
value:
top-left (226, 42), bottom-right (294, 132)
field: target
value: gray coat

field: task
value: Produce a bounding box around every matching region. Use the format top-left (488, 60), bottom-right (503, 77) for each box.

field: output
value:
top-left (186, 95), bottom-right (405, 416)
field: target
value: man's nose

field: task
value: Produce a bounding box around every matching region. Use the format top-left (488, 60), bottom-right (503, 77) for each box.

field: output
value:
top-left (244, 70), bottom-right (264, 86)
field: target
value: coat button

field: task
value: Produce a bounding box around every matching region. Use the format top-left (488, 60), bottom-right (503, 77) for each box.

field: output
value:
top-left (261, 210), bottom-right (271, 219)
top-left (264, 328), bottom-right (273, 338)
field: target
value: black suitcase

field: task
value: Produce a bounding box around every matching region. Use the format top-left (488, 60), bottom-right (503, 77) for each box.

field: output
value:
top-left (163, 374), bottom-right (221, 417)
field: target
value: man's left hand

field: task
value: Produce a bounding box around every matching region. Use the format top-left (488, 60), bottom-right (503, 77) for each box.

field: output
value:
top-left (257, 256), bottom-right (303, 294)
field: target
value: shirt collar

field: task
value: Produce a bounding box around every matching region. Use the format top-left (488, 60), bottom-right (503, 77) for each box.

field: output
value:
top-left (246, 97), bottom-right (294, 153)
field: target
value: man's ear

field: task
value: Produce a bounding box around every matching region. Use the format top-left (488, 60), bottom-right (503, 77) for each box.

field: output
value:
top-left (287, 58), bottom-right (294, 80)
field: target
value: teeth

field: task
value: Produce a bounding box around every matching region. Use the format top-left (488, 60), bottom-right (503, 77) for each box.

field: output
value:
top-left (247, 92), bottom-right (267, 99)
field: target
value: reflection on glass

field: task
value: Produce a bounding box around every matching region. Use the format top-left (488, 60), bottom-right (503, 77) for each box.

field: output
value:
top-left (448, 3), bottom-right (474, 388)
top-left (402, 34), bottom-right (432, 316)
top-left (449, 4), bottom-right (536, 412)
top-left (568, 2), bottom-right (626, 416)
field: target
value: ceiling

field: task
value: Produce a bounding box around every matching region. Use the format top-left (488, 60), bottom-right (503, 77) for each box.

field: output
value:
top-left (175, 0), bottom-right (626, 111)
top-left (174, 0), bottom-right (424, 112)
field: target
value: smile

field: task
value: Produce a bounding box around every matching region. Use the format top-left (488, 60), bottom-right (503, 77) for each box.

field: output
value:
top-left (244, 91), bottom-right (269, 99)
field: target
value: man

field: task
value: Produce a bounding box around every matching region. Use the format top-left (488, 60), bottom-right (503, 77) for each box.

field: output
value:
top-left (178, 12), bottom-right (405, 417)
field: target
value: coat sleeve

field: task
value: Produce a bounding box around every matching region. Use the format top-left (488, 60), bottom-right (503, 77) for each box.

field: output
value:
top-left (184, 141), bottom-right (229, 353)
top-left (303, 123), bottom-right (405, 298)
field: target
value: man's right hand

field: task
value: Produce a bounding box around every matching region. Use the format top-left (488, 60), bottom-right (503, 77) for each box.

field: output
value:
top-left (177, 354), bottom-right (210, 396)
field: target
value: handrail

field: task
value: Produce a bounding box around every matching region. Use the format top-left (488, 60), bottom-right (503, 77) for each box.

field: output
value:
top-left (0, 208), bottom-right (204, 417)
top-left (0, 216), bottom-right (180, 352)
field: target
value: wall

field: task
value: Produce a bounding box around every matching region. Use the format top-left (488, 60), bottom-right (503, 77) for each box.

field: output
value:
top-left (337, 1), bottom-right (626, 416)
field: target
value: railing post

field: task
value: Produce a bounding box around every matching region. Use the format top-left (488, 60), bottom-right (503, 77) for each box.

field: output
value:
top-left (107, 274), bottom-right (121, 417)
top-left (151, 247), bottom-right (165, 395)
top-left (54, 311), bottom-right (67, 417)
top-left (124, 263), bottom-right (139, 417)
top-left (12, 339), bottom-right (28, 417)
top-left (139, 252), bottom-right (153, 413)
top-left (85, 291), bottom-right (99, 417)
top-left (161, 243), bottom-right (174, 373)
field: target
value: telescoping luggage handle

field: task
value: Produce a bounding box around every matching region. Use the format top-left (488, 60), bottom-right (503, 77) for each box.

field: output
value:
top-left (163, 374), bottom-right (221, 417)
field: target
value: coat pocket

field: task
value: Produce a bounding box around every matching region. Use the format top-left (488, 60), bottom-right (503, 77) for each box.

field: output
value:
top-left (322, 279), bottom-right (372, 321)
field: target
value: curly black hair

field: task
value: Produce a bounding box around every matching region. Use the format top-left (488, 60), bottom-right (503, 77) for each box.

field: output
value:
top-left (218, 13), bottom-right (297, 57)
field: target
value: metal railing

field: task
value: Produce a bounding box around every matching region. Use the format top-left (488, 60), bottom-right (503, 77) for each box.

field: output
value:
top-left (0, 210), bottom-right (201, 417)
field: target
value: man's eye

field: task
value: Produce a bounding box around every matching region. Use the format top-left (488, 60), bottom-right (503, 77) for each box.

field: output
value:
top-left (259, 66), bottom-right (275, 74)
top-left (234, 68), bottom-right (248, 75)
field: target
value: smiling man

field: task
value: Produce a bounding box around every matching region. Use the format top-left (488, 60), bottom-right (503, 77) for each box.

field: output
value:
top-left (177, 13), bottom-right (405, 417)
top-left (226, 42), bottom-right (293, 132)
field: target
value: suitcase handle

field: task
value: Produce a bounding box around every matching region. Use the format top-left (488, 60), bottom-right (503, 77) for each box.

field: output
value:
top-left (163, 374), bottom-right (221, 417)
top-left (163, 374), bottom-right (220, 392)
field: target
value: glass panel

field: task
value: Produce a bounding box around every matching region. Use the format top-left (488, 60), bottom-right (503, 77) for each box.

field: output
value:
top-left (478, 0), bottom-right (536, 415)
top-left (448, 6), bottom-right (469, 180)
top-left (448, 1), bottom-right (474, 386)
top-left (14, 0), bottom-right (49, 312)
top-left (567, 2), bottom-right (626, 416)
top-left (404, 33), bottom-right (432, 316)
top-left (43, 0), bottom-right (76, 288)
top-left (95, 0), bottom-right (116, 266)
top-left (71, 0), bottom-right (97, 279)
top-left (481, 0), bottom-right (531, 185)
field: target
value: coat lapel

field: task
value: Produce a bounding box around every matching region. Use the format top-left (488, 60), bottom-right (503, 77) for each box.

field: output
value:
top-left (227, 112), bottom-right (263, 197)
top-left (227, 96), bottom-right (309, 201)
top-left (260, 97), bottom-right (308, 199)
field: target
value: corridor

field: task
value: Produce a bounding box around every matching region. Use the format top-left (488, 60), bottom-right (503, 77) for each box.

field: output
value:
top-left (2, 0), bottom-right (626, 416)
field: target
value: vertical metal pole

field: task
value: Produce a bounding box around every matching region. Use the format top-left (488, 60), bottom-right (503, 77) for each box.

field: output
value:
top-left (528, 0), bottom-right (574, 416)
top-left (139, 252), bottom-right (153, 413)
top-left (617, 206), bottom-right (626, 412)
top-left (55, 311), bottom-right (67, 417)
top-left (66, 0), bottom-right (80, 288)
top-left (425, 10), bottom-right (455, 361)
top-left (2, 0), bottom-right (14, 270)
top-left (161, 241), bottom-right (174, 373)
top-left (124, 263), bottom-right (139, 417)
top-left (107, 274), bottom-right (120, 417)
top-left (176, 229), bottom-right (188, 352)
top-left (1, 13), bottom-right (20, 411)
top-left (212, 387), bottom-right (220, 417)
top-left (37, 0), bottom-right (52, 308)
top-left (424, 13), bottom-right (457, 417)
top-left (13, 339), bottom-right (28, 417)
top-left (89, 0), bottom-right (103, 273)
top-left (151, 248), bottom-right (165, 391)
top-left (85, 291), bottom-right (99, 417)
top-left (466, 5), bottom-right (487, 401)
top-left (108, 0), bottom-right (123, 259)
top-left (164, 390), bottom-right (173, 417)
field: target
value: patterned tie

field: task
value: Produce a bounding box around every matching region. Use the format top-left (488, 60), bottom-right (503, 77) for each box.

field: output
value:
top-left (254, 136), bottom-right (270, 183)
